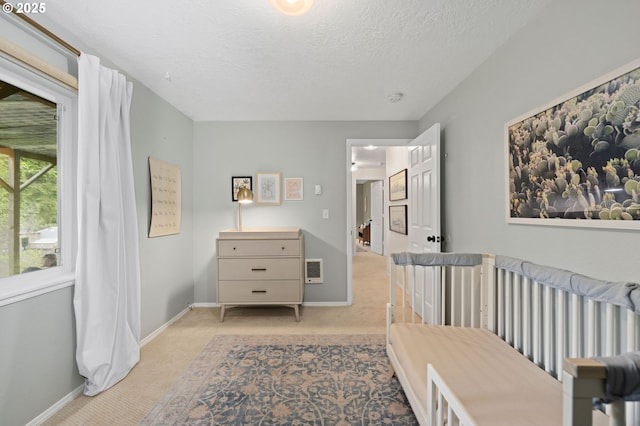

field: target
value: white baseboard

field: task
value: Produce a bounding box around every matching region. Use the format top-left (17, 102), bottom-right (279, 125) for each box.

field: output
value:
top-left (302, 301), bottom-right (351, 307)
top-left (140, 306), bottom-right (191, 347)
top-left (192, 301), bottom-right (351, 308)
top-left (190, 302), bottom-right (219, 308)
top-left (26, 384), bottom-right (84, 426)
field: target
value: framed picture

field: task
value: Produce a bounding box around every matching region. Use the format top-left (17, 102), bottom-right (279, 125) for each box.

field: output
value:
top-left (285, 177), bottom-right (304, 201)
top-left (148, 157), bottom-right (181, 237)
top-left (389, 205), bottom-right (407, 234)
top-left (256, 172), bottom-right (282, 205)
top-left (389, 169), bottom-right (407, 201)
top-left (231, 176), bottom-right (252, 202)
top-left (506, 58), bottom-right (640, 230)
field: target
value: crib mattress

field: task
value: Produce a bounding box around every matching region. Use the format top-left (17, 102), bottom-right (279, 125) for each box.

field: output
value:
top-left (389, 323), bottom-right (564, 425)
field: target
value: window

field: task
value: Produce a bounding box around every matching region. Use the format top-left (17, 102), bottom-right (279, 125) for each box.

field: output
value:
top-left (0, 79), bottom-right (59, 278)
top-left (0, 57), bottom-right (77, 306)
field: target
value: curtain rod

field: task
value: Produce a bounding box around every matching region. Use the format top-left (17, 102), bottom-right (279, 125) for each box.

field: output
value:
top-left (0, 0), bottom-right (81, 57)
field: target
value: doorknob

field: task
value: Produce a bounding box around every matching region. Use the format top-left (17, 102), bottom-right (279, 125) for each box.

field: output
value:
top-left (427, 235), bottom-right (443, 243)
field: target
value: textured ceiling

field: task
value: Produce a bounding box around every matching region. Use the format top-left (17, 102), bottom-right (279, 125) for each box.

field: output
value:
top-left (36, 0), bottom-right (551, 121)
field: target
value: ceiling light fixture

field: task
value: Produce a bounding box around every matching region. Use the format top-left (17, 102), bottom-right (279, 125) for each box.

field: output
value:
top-left (270, 0), bottom-right (314, 16)
top-left (364, 145), bottom-right (377, 151)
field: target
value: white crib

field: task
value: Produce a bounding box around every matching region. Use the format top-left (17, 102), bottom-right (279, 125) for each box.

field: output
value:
top-left (386, 252), bottom-right (640, 426)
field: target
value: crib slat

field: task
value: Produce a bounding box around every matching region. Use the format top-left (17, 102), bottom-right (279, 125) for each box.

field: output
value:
top-left (470, 267), bottom-right (476, 327)
top-left (412, 266), bottom-right (418, 324)
top-left (543, 285), bottom-right (554, 374)
top-left (523, 277), bottom-right (532, 359)
top-left (571, 293), bottom-right (582, 358)
top-left (514, 274), bottom-right (522, 352)
top-left (606, 304), bottom-right (620, 356)
top-left (421, 266), bottom-right (426, 325)
top-left (587, 299), bottom-right (599, 357)
top-left (497, 269), bottom-right (504, 338)
top-left (556, 290), bottom-right (568, 381)
top-left (627, 310), bottom-right (639, 353)
top-left (441, 266), bottom-right (447, 325)
top-left (402, 266), bottom-right (407, 324)
top-left (532, 281), bottom-right (542, 366)
top-left (433, 266), bottom-right (442, 326)
top-left (451, 267), bottom-right (458, 326)
top-left (461, 266), bottom-right (467, 326)
top-left (506, 271), bottom-right (513, 345)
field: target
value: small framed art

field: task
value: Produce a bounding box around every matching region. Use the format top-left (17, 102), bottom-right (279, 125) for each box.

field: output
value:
top-left (256, 172), bottom-right (282, 205)
top-left (389, 205), bottom-right (407, 234)
top-left (285, 177), bottom-right (304, 201)
top-left (231, 176), bottom-right (252, 202)
top-left (389, 169), bottom-right (407, 201)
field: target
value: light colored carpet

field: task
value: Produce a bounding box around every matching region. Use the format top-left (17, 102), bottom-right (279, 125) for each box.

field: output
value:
top-left (43, 250), bottom-right (390, 425)
top-left (140, 334), bottom-right (417, 425)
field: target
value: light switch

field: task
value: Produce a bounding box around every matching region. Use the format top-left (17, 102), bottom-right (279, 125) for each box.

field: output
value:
top-left (322, 209), bottom-right (329, 219)
top-left (315, 185), bottom-right (322, 195)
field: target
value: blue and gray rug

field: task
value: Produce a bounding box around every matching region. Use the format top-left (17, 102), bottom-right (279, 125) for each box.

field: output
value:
top-left (141, 334), bottom-right (417, 425)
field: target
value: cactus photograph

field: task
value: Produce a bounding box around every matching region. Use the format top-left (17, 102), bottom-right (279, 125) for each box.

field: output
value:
top-left (507, 61), bottom-right (640, 228)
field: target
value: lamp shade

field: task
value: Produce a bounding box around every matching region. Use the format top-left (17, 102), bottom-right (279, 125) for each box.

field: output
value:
top-left (270, 0), bottom-right (314, 16)
top-left (237, 187), bottom-right (254, 204)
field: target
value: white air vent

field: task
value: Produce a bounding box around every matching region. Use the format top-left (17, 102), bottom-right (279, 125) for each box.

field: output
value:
top-left (305, 259), bottom-right (323, 284)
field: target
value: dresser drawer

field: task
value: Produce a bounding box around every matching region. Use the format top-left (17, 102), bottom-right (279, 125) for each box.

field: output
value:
top-left (218, 280), bottom-right (300, 303)
top-left (218, 258), bottom-right (300, 280)
top-left (218, 239), bottom-right (300, 257)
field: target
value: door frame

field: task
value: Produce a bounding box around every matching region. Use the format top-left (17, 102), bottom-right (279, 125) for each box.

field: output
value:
top-left (345, 138), bottom-right (411, 305)
top-left (368, 179), bottom-right (384, 255)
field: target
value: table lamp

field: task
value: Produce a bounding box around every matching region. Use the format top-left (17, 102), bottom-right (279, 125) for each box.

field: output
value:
top-left (236, 187), bottom-right (253, 231)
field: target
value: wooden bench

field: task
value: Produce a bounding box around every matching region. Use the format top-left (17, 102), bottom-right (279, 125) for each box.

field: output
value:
top-left (386, 253), bottom-right (640, 426)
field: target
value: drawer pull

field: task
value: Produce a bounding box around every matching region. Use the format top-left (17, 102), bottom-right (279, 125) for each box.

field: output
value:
top-left (252, 290), bottom-right (267, 294)
top-left (282, 246), bottom-right (285, 250)
top-left (251, 268), bottom-right (267, 272)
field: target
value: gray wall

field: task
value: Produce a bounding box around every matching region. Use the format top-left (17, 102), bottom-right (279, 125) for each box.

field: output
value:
top-left (419, 0), bottom-right (640, 282)
top-left (0, 287), bottom-right (80, 426)
top-left (0, 17), bottom-right (195, 425)
top-left (130, 84), bottom-right (194, 338)
top-left (192, 121), bottom-right (417, 304)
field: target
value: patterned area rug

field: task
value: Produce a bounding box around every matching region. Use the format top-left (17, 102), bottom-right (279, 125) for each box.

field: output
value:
top-left (141, 334), bottom-right (417, 425)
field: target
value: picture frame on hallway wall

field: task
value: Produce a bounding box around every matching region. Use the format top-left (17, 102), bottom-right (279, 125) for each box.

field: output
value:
top-left (284, 177), bottom-right (304, 201)
top-left (389, 205), bottom-right (407, 234)
top-left (389, 168), bottom-right (407, 201)
top-left (506, 58), bottom-right (640, 230)
top-left (231, 176), bottom-right (252, 202)
top-left (256, 172), bottom-right (282, 205)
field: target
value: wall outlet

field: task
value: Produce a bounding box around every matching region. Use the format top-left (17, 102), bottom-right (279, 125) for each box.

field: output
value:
top-left (322, 209), bottom-right (329, 219)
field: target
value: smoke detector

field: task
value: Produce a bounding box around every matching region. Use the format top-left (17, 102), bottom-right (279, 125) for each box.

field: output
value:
top-left (388, 92), bottom-right (404, 103)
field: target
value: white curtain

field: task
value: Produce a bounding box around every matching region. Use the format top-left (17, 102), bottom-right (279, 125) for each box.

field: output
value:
top-left (74, 53), bottom-right (141, 396)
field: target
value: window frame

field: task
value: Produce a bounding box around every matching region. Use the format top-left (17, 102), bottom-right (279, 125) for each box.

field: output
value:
top-left (0, 55), bottom-right (77, 307)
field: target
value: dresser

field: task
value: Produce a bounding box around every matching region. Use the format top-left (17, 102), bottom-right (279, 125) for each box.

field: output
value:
top-left (216, 228), bottom-right (304, 321)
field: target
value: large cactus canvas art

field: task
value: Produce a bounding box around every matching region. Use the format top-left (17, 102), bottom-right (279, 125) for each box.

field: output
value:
top-left (506, 59), bottom-right (640, 229)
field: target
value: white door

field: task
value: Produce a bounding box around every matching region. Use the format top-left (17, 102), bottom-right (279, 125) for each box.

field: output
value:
top-left (408, 123), bottom-right (441, 323)
top-left (370, 180), bottom-right (383, 255)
